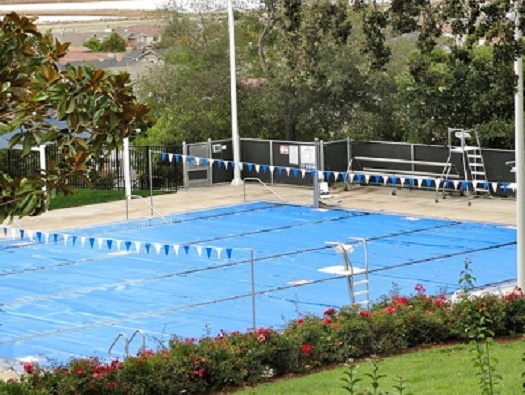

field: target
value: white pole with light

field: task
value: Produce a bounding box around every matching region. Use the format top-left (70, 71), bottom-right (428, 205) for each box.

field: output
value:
top-left (228, 0), bottom-right (243, 186)
top-left (515, 0), bottom-right (525, 290)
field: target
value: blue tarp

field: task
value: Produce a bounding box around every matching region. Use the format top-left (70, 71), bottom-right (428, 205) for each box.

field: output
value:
top-left (0, 202), bottom-right (517, 363)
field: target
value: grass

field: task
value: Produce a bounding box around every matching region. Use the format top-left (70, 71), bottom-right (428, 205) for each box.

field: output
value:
top-left (49, 188), bottom-right (169, 210)
top-left (234, 339), bottom-right (525, 395)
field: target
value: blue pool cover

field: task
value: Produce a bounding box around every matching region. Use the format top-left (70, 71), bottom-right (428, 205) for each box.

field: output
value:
top-left (0, 202), bottom-right (516, 364)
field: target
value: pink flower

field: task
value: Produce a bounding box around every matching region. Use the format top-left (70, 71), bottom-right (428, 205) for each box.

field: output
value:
top-left (75, 369), bottom-right (85, 375)
top-left (415, 283), bottom-right (426, 294)
top-left (322, 317), bottom-right (332, 325)
top-left (383, 306), bottom-right (396, 314)
top-left (324, 307), bottom-right (336, 316)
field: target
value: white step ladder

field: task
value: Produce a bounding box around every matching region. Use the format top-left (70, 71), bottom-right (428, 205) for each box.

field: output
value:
top-left (445, 128), bottom-right (491, 202)
top-left (324, 237), bottom-right (370, 310)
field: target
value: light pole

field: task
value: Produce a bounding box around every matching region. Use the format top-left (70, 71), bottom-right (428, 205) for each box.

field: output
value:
top-left (228, 0), bottom-right (243, 186)
top-left (514, 0), bottom-right (525, 290)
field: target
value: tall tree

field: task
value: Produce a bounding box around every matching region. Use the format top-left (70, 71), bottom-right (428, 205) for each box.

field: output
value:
top-left (0, 13), bottom-right (154, 222)
top-left (362, 0), bottom-right (523, 145)
top-left (263, 0), bottom-right (384, 141)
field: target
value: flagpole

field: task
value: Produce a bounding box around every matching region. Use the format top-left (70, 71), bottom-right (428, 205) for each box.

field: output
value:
top-left (228, 0), bottom-right (243, 186)
top-left (515, 0), bottom-right (525, 290)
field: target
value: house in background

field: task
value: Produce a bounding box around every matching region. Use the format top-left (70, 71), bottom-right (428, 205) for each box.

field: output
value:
top-left (54, 24), bottom-right (161, 51)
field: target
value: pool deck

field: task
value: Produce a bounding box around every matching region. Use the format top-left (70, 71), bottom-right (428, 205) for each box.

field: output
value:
top-left (1, 184), bottom-right (516, 380)
top-left (15, 183), bottom-right (517, 232)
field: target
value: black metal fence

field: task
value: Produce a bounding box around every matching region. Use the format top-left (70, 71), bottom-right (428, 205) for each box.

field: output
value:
top-left (0, 138), bottom-right (516, 195)
top-left (200, 138), bottom-right (516, 197)
top-left (0, 145), bottom-right (184, 192)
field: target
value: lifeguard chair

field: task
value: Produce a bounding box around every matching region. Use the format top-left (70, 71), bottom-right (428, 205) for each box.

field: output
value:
top-left (444, 128), bottom-right (490, 201)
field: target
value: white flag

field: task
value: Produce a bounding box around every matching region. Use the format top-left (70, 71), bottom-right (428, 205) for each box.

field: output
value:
top-left (134, 241), bottom-right (142, 253)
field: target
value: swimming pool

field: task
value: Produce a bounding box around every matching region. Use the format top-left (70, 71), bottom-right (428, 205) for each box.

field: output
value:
top-left (0, 202), bottom-right (516, 364)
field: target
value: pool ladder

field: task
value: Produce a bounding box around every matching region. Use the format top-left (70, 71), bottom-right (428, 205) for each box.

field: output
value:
top-left (126, 194), bottom-right (169, 223)
top-left (108, 329), bottom-right (147, 359)
top-left (326, 237), bottom-right (370, 310)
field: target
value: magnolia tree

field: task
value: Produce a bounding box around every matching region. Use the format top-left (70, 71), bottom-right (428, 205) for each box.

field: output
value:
top-left (0, 12), bottom-right (154, 223)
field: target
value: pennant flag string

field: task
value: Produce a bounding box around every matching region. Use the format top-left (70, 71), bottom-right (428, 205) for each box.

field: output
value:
top-left (0, 226), bottom-right (244, 260)
top-left (153, 150), bottom-right (515, 194)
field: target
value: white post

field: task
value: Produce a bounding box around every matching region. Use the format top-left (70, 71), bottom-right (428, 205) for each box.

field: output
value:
top-left (515, 0), bottom-right (525, 290)
top-left (228, 0), bottom-right (243, 186)
top-left (39, 145), bottom-right (47, 197)
top-left (123, 137), bottom-right (132, 200)
top-left (249, 248), bottom-right (256, 330)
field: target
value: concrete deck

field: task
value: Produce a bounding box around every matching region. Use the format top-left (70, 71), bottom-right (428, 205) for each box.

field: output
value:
top-left (14, 183), bottom-right (517, 232)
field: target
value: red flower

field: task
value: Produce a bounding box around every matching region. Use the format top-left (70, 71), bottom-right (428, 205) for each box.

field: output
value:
top-left (359, 310), bottom-right (370, 318)
top-left (324, 307), bottom-right (336, 316)
top-left (301, 344), bottom-right (312, 357)
top-left (434, 298), bottom-right (445, 307)
top-left (22, 362), bottom-right (33, 374)
top-left (110, 359), bottom-right (121, 369)
top-left (191, 368), bottom-right (205, 378)
top-left (383, 306), bottom-right (396, 314)
top-left (505, 286), bottom-right (524, 301)
top-left (322, 317), bottom-right (332, 325)
top-left (392, 296), bottom-right (408, 305)
top-left (297, 318), bottom-right (304, 324)
top-left (75, 369), bottom-right (85, 375)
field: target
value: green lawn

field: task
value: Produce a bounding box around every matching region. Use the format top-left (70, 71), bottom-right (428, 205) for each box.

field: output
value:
top-left (49, 189), bottom-right (170, 210)
top-left (235, 340), bottom-right (525, 395)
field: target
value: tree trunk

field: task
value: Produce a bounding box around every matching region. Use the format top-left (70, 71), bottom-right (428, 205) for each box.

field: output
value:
top-left (284, 107), bottom-right (296, 141)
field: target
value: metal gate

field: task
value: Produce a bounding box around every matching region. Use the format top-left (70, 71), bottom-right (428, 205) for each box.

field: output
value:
top-left (183, 140), bottom-right (213, 188)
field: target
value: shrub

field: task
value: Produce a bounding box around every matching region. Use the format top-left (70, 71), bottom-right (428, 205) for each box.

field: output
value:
top-left (4, 286), bottom-right (524, 394)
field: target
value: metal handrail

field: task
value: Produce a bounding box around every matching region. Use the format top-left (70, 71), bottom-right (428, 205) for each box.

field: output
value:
top-left (108, 330), bottom-right (147, 359)
top-left (128, 329), bottom-right (146, 354)
top-left (108, 333), bottom-right (128, 360)
top-left (243, 177), bottom-right (286, 203)
top-left (127, 194), bottom-right (169, 224)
